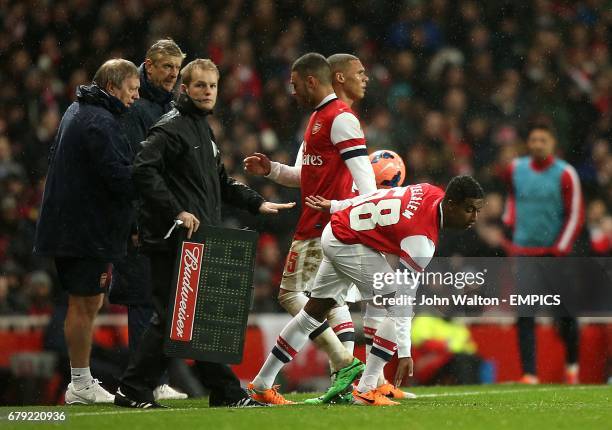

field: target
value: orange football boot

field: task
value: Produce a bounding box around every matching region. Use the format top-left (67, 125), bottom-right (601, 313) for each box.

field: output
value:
top-left (377, 381), bottom-right (417, 399)
top-left (518, 374), bottom-right (540, 385)
top-left (247, 383), bottom-right (295, 405)
top-left (565, 365), bottom-right (579, 385)
top-left (352, 388), bottom-right (399, 406)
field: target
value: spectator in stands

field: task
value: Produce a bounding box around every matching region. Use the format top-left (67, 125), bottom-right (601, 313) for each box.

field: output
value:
top-left (0, 272), bottom-right (12, 315)
top-left (25, 270), bottom-right (53, 315)
top-left (33, 59), bottom-right (140, 404)
top-left (1, 260), bottom-right (28, 314)
top-left (439, 192), bottom-right (510, 257)
top-left (586, 199), bottom-right (612, 255)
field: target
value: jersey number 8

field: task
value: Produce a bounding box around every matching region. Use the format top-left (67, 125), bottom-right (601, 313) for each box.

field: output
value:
top-left (349, 199), bottom-right (402, 231)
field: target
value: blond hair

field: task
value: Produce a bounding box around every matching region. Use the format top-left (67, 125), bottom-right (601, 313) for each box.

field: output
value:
top-left (180, 59), bottom-right (219, 86)
top-left (327, 53), bottom-right (360, 73)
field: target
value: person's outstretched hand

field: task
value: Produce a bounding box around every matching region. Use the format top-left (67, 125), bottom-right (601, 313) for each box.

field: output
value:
top-left (305, 195), bottom-right (331, 212)
top-left (258, 201), bottom-right (296, 214)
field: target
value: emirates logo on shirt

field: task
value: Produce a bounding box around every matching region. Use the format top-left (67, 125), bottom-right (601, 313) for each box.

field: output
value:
top-left (170, 241), bottom-right (203, 342)
top-left (311, 121), bottom-right (322, 135)
top-left (302, 153), bottom-right (324, 166)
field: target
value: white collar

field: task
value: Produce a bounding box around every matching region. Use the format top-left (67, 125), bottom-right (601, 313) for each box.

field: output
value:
top-left (314, 93), bottom-right (337, 109)
top-left (438, 201), bottom-right (444, 229)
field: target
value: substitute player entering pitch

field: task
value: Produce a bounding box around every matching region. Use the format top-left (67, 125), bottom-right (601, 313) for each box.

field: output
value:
top-left (249, 175), bottom-right (484, 405)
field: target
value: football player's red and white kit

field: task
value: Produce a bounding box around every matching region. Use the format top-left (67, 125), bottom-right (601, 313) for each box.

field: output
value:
top-left (310, 183), bottom-right (445, 357)
top-left (266, 93), bottom-right (376, 292)
top-left (331, 183), bottom-right (444, 272)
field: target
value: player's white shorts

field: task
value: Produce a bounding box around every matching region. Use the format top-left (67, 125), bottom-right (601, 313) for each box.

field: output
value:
top-left (344, 284), bottom-right (361, 303)
top-left (310, 224), bottom-right (398, 305)
top-left (279, 238), bottom-right (323, 292)
top-left (279, 236), bottom-right (361, 302)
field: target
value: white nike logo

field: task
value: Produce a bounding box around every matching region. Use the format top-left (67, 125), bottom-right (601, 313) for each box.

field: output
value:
top-left (379, 164), bottom-right (394, 173)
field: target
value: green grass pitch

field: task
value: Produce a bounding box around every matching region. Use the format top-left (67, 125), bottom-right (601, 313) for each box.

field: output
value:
top-left (1, 385), bottom-right (610, 430)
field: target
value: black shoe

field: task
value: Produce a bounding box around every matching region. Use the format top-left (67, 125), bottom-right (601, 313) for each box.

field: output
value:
top-left (224, 396), bottom-right (269, 408)
top-left (114, 388), bottom-right (167, 409)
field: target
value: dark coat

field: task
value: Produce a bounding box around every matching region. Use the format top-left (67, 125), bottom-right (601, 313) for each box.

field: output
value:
top-left (110, 64), bottom-right (177, 305)
top-left (33, 85), bottom-right (134, 260)
top-left (120, 64), bottom-right (175, 153)
top-left (133, 93), bottom-right (264, 252)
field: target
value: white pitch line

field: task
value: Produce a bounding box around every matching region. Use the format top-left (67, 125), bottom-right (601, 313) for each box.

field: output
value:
top-left (415, 385), bottom-right (611, 398)
top-left (69, 407), bottom-right (192, 417)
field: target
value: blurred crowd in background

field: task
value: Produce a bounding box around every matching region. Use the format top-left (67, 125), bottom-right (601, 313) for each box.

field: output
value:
top-left (1, 0), bottom-right (611, 317)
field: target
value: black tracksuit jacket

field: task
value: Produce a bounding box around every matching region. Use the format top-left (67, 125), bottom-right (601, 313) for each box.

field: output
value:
top-left (133, 93), bottom-right (264, 252)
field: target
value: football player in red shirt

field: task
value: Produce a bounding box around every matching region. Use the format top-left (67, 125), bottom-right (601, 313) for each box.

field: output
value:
top-left (245, 53), bottom-right (377, 404)
top-left (250, 175), bottom-right (484, 405)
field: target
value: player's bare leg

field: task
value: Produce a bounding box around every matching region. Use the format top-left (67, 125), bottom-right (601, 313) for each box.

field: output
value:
top-left (65, 294), bottom-right (103, 368)
top-left (64, 294), bottom-right (115, 404)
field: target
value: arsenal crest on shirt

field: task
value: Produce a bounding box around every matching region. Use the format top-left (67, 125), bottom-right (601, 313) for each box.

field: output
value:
top-left (311, 121), bottom-right (322, 134)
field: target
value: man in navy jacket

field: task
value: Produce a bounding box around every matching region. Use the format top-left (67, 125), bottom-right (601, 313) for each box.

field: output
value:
top-left (34, 58), bottom-right (140, 404)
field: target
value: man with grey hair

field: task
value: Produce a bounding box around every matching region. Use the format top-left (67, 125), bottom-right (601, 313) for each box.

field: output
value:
top-left (108, 39), bottom-right (187, 401)
top-left (34, 58), bottom-right (139, 404)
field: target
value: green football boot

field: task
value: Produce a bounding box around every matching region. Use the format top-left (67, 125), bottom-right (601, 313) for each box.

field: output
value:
top-left (318, 358), bottom-right (364, 404)
top-left (331, 391), bottom-right (354, 404)
top-left (303, 395), bottom-right (325, 405)
top-left (304, 390), bottom-right (354, 405)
